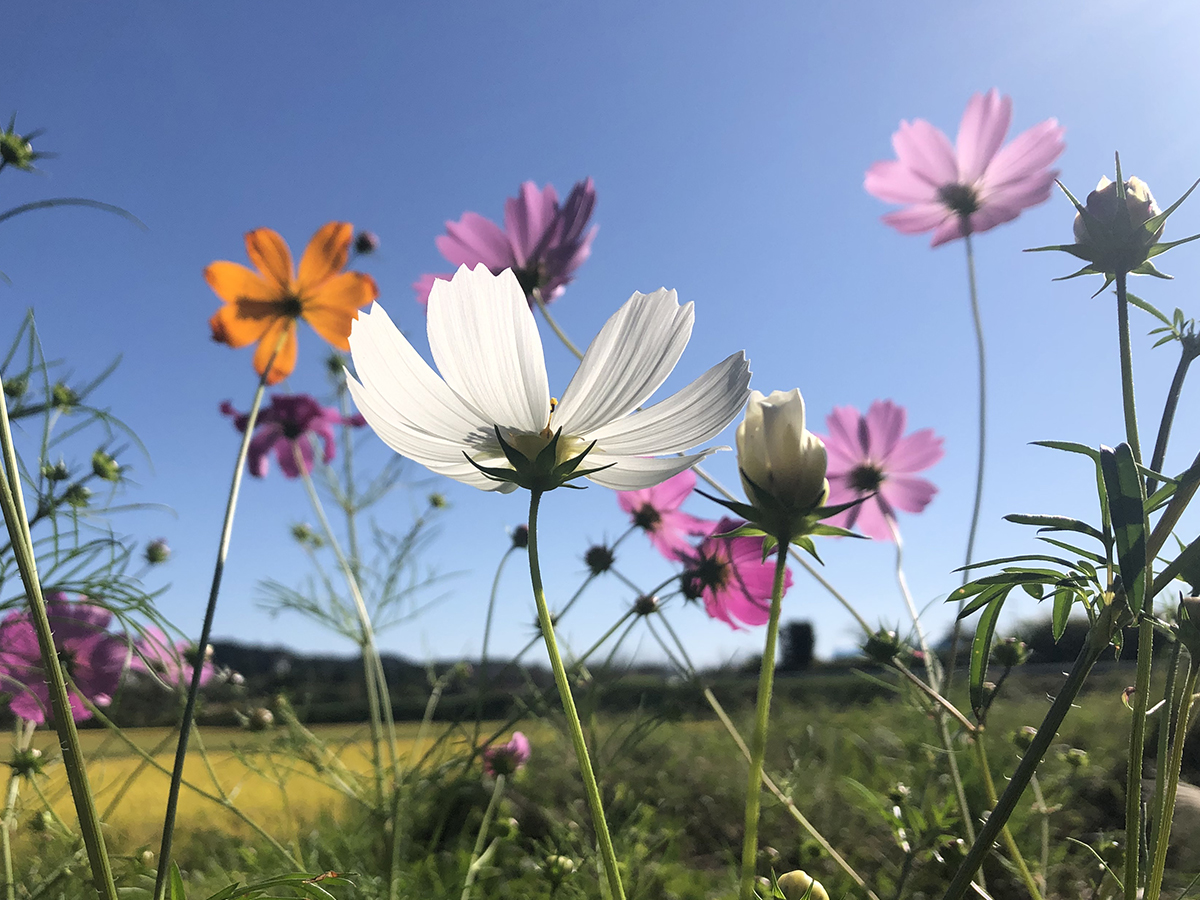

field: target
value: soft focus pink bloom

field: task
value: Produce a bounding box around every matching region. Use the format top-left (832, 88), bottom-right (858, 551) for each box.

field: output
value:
top-left (221, 393), bottom-right (365, 479)
top-left (0, 595), bottom-right (128, 724)
top-left (681, 517), bottom-right (793, 631)
top-left (819, 400), bottom-right (944, 542)
top-left (617, 470), bottom-right (717, 561)
top-left (131, 626), bottom-right (214, 690)
top-left (414, 179), bottom-right (597, 306)
top-left (865, 89), bottom-right (1065, 247)
top-left (483, 731), bottom-right (531, 776)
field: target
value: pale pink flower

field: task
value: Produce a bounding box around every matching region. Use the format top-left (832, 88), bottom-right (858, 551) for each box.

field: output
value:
top-left (819, 401), bottom-right (944, 541)
top-left (483, 731), bottom-right (531, 776)
top-left (680, 517), bottom-right (793, 630)
top-left (617, 470), bottom-right (716, 561)
top-left (865, 89), bottom-right (1065, 247)
top-left (131, 626), bottom-right (215, 691)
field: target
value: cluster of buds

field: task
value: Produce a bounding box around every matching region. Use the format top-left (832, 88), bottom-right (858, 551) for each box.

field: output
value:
top-left (542, 854), bottom-right (576, 887)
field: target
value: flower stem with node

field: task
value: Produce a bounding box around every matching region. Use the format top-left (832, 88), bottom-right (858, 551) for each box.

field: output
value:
top-left (0, 357), bottom-right (118, 900)
top-left (526, 489), bottom-right (625, 900)
top-left (739, 542), bottom-right (789, 900)
top-left (460, 773), bottom-right (506, 900)
top-left (154, 334), bottom-right (286, 900)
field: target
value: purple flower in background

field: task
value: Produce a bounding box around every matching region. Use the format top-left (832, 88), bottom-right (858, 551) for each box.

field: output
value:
top-left (221, 393), bottom-right (365, 479)
top-left (819, 401), bottom-right (944, 541)
top-left (681, 517), bottom-right (793, 631)
top-left (865, 89), bottom-right (1065, 246)
top-left (131, 626), bottom-right (214, 690)
top-left (617, 470), bottom-right (716, 561)
top-left (483, 731), bottom-right (531, 777)
top-left (414, 179), bottom-right (597, 307)
top-left (0, 595), bottom-right (128, 724)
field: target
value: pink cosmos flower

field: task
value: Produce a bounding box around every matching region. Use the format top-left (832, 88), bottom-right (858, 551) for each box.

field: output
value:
top-left (131, 626), bottom-right (215, 691)
top-left (414, 179), bottom-right (597, 307)
top-left (221, 393), bottom-right (366, 479)
top-left (680, 517), bottom-right (794, 631)
top-left (819, 401), bottom-right (944, 542)
top-left (865, 89), bottom-right (1065, 247)
top-left (0, 595), bottom-right (128, 724)
top-left (483, 731), bottom-right (531, 777)
top-left (616, 469), bottom-right (717, 561)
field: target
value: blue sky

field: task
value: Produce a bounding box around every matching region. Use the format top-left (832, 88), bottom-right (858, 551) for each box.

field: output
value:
top-left (5, 1), bottom-right (1200, 666)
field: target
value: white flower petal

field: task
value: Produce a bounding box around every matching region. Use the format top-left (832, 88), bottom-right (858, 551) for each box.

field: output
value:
top-left (426, 264), bottom-right (551, 433)
top-left (553, 289), bottom-right (693, 436)
top-left (586, 352), bottom-right (750, 455)
top-left (582, 450), bottom-right (718, 491)
top-left (349, 303), bottom-right (488, 441)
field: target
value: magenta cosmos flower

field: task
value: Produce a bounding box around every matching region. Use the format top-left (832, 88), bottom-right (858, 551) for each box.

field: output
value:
top-left (130, 626), bottom-right (215, 690)
top-left (819, 401), bottom-right (944, 542)
top-left (414, 179), bottom-right (597, 307)
top-left (680, 517), bottom-right (794, 630)
top-left (617, 469), bottom-right (717, 561)
top-left (483, 731), bottom-right (531, 777)
top-left (0, 595), bottom-right (128, 724)
top-left (865, 89), bottom-right (1065, 247)
top-left (221, 393), bottom-right (365, 478)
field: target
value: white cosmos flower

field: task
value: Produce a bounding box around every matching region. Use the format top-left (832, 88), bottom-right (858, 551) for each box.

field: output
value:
top-left (347, 263), bottom-right (751, 493)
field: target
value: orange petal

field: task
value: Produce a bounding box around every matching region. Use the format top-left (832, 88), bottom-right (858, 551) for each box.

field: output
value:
top-left (298, 222), bottom-right (352, 290)
top-left (209, 304), bottom-right (275, 349)
top-left (204, 261), bottom-right (278, 305)
top-left (244, 228), bottom-right (295, 291)
top-left (303, 272), bottom-right (379, 350)
top-left (253, 318), bottom-right (299, 385)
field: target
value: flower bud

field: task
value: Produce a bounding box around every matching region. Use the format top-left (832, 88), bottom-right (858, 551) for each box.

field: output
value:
top-left (144, 538), bottom-right (171, 565)
top-left (776, 870), bottom-right (830, 900)
top-left (1012, 725), bottom-right (1038, 752)
top-left (584, 543), bottom-right (615, 575)
top-left (634, 594), bottom-right (659, 616)
top-left (736, 389), bottom-right (829, 522)
top-left (863, 628), bottom-right (904, 664)
top-left (354, 231), bottom-right (380, 255)
top-left (427, 492), bottom-right (447, 509)
top-left (63, 483), bottom-right (91, 508)
top-left (41, 460), bottom-right (69, 482)
top-left (247, 707), bottom-right (274, 730)
top-left (9, 747), bottom-right (44, 779)
top-left (1060, 747), bottom-right (1089, 769)
top-left (50, 383), bottom-right (78, 411)
top-left (991, 637), bottom-right (1031, 668)
top-left (0, 121), bottom-right (38, 171)
top-left (3, 376), bottom-right (27, 399)
top-left (91, 450), bottom-right (121, 482)
top-left (510, 524), bottom-right (529, 549)
top-left (483, 732), bottom-right (531, 777)
top-left (1072, 176), bottom-right (1163, 274)
top-left (543, 854), bottom-right (576, 884)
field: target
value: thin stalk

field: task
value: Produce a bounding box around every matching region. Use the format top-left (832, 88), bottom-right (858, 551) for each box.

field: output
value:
top-left (1144, 657), bottom-right (1200, 900)
top-left (702, 687), bottom-right (881, 900)
top-left (947, 230), bottom-right (988, 694)
top-left (971, 732), bottom-right (1043, 900)
top-left (460, 773), bottom-right (506, 900)
top-left (891, 661), bottom-right (977, 734)
top-left (527, 489), bottom-right (625, 900)
top-left (336, 382), bottom-right (362, 579)
top-left (1148, 641), bottom-right (1184, 872)
top-left (0, 364), bottom-right (117, 900)
top-left (475, 547), bottom-right (516, 751)
top-left (739, 543), bottom-right (789, 900)
top-left (154, 340), bottom-right (283, 900)
top-left (1117, 270), bottom-right (1152, 900)
top-left (297, 453), bottom-right (395, 792)
top-left (1145, 341), bottom-right (1198, 496)
top-left (533, 289), bottom-right (585, 360)
top-left (1029, 773), bottom-right (1050, 893)
top-left (943, 637), bottom-right (1105, 900)
top-left (1, 722), bottom-right (30, 900)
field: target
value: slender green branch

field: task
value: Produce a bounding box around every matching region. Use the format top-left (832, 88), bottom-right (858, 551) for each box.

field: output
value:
top-left (739, 543), bottom-right (788, 900)
top-left (0, 360), bottom-right (117, 900)
top-left (475, 547), bottom-right (516, 750)
top-left (1148, 641), bottom-right (1184, 874)
top-left (971, 733), bottom-right (1043, 900)
top-left (1029, 773), bottom-right (1050, 894)
top-left (533, 290), bottom-right (585, 360)
top-left (527, 489), bottom-right (625, 900)
top-left (460, 773), bottom-right (506, 900)
top-left (1146, 341), bottom-right (1198, 496)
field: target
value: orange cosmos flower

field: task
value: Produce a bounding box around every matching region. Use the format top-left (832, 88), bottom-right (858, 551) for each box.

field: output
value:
top-left (206, 222), bottom-right (379, 385)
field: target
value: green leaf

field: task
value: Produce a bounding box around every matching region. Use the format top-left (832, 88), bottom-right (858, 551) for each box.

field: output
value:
top-left (169, 864), bottom-right (188, 900)
top-left (970, 592), bottom-right (1009, 717)
top-left (1052, 589), bottom-right (1074, 640)
top-left (1030, 439), bottom-right (1100, 461)
top-left (1022, 582), bottom-right (1045, 599)
top-left (1151, 533), bottom-right (1200, 598)
top-left (1036, 536), bottom-right (1107, 564)
top-left (1100, 443), bottom-right (1147, 615)
top-left (1005, 513), bottom-right (1106, 543)
top-left (1126, 291), bottom-right (1174, 327)
top-left (957, 553), bottom-right (1077, 571)
top-left (957, 582), bottom-right (1010, 619)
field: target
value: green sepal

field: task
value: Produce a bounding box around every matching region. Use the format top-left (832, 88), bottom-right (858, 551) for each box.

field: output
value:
top-left (1128, 259), bottom-right (1171, 279)
top-left (791, 534), bottom-right (822, 563)
top-left (715, 523), bottom-right (767, 539)
top-left (694, 488), bottom-right (761, 522)
top-left (1025, 242), bottom-right (1094, 260)
top-left (808, 523), bottom-right (865, 539)
top-left (463, 452), bottom-right (523, 486)
top-left (1148, 232), bottom-right (1200, 259)
top-left (1142, 176), bottom-right (1200, 235)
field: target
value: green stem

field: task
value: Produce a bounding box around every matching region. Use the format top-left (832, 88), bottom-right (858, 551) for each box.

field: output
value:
top-left (297, 453), bottom-right (396, 796)
top-left (533, 289), bottom-right (585, 360)
top-left (947, 230), bottom-right (988, 695)
top-left (460, 773), bottom-right (506, 900)
top-left (527, 489), bottom-right (625, 900)
top-left (1116, 272), bottom-right (1143, 464)
top-left (738, 543), bottom-right (788, 900)
top-left (154, 355), bottom-right (279, 900)
top-left (0, 364), bottom-right (117, 900)
top-left (1, 722), bottom-right (30, 900)
top-left (1029, 773), bottom-right (1050, 894)
top-left (971, 733), bottom-right (1044, 900)
top-left (1144, 657), bottom-right (1200, 900)
top-left (943, 637), bottom-right (1105, 900)
top-left (1148, 640), bottom-right (1184, 873)
top-left (475, 547), bottom-right (515, 751)
top-left (1145, 342), bottom-right (1197, 496)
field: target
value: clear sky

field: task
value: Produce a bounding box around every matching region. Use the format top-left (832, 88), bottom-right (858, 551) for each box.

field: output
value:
top-left (5, 1), bottom-right (1200, 667)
